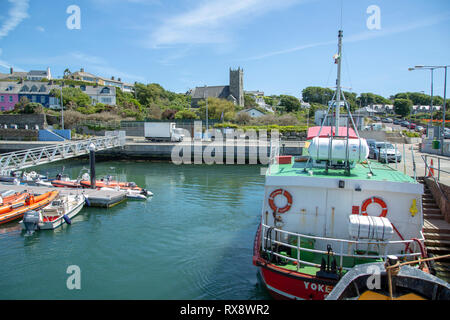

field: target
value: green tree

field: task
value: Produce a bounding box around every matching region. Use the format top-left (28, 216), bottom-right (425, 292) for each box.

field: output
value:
top-left (175, 109), bottom-right (199, 120)
top-left (196, 97), bottom-right (236, 120)
top-left (50, 87), bottom-right (91, 108)
top-left (394, 99), bottom-right (413, 117)
top-left (302, 87), bottom-right (334, 105)
top-left (244, 94), bottom-right (258, 109)
top-left (279, 95), bottom-right (301, 113)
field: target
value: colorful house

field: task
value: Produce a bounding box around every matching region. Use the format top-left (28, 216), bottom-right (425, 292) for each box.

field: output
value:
top-left (0, 83), bottom-right (20, 112)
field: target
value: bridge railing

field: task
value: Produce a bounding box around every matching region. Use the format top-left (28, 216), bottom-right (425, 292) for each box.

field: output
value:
top-left (0, 135), bottom-right (125, 175)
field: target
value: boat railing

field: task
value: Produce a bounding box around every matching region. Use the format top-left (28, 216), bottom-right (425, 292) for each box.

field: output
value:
top-left (260, 223), bottom-right (424, 272)
top-left (267, 140), bottom-right (280, 175)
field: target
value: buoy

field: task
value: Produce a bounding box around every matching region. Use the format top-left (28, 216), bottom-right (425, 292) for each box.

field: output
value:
top-left (63, 214), bottom-right (72, 225)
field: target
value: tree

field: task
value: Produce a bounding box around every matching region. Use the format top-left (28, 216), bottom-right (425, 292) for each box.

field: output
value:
top-left (196, 97), bottom-right (236, 120)
top-left (175, 109), bottom-right (199, 120)
top-left (161, 109), bottom-right (178, 120)
top-left (23, 103), bottom-right (44, 114)
top-left (50, 87), bottom-right (91, 108)
top-left (394, 99), bottom-right (413, 117)
top-left (244, 94), bottom-right (258, 109)
top-left (279, 95), bottom-right (301, 113)
top-left (302, 87), bottom-right (334, 105)
top-left (235, 112), bottom-right (251, 125)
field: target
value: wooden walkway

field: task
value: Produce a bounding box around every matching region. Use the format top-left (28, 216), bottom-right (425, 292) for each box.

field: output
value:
top-left (0, 184), bottom-right (127, 208)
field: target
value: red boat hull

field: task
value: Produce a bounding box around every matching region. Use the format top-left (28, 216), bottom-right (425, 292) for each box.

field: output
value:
top-left (253, 224), bottom-right (337, 300)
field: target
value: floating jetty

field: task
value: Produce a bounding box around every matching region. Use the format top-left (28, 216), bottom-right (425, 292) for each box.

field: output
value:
top-left (0, 184), bottom-right (127, 208)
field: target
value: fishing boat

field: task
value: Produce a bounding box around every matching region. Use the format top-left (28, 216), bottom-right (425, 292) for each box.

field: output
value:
top-left (325, 255), bottom-right (450, 300)
top-left (252, 30), bottom-right (427, 300)
top-left (0, 191), bottom-right (59, 225)
top-left (21, 193), bottom-right (85, 233)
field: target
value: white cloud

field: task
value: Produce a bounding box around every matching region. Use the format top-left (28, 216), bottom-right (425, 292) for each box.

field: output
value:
top-left (36, 26), bottom-right (45, 32)
top-left (0, 0), bottom-right (29, 39)
top-left (149, 0), bottom-right (303, 48)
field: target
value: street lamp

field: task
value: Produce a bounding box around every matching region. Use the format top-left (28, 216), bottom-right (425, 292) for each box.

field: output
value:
top-left (60, 82), bottom-right (64, 130)
top-left (409, 65), bottom-right (449, 155)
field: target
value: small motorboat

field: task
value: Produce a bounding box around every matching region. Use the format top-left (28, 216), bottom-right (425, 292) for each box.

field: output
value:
top-left (80, 175), bottom-right (149, 195)
top-left (325, 256), bottom-right (450, 300)
top-left (0, 191), bottom-right (59, 225)
top-left (51, 173), bottom-right (82, 188)
top-left (0, 192), bottom-right (30, 215)
top-left (101, 187), bottom-right (152, 200)
top-left (21, 193), bottom-right (85, 233)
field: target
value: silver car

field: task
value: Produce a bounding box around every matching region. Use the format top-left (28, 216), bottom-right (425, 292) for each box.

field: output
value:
top-left (373, 142), bottom-right (402, 163)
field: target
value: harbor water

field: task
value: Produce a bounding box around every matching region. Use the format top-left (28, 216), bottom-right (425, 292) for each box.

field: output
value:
top-left (0, 161), bottom-right (271, 299)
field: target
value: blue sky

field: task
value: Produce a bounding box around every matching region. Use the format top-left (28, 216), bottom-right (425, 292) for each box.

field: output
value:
top-left (0, 0), bottom-right (449, 99)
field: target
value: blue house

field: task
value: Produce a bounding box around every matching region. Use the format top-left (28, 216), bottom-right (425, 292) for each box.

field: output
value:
top-left (17, 82), bottom-right (59, 108)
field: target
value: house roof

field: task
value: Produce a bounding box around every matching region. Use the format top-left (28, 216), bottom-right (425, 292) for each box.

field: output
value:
top-left (28, 70), bottom-right (48, 76)
top-left (190, 85), bottom-right (231, 100)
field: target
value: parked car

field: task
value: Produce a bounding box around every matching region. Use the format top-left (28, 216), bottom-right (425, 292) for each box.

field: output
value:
top-left (382, 118), bottom-right (393, 123)
top-left (372, 142), bottom-right (402, 163)
top-left (408, 123), bottom-right (416, 130)
top-left (366, 139), bottom-right (378, 159)
top-left (393, 119), bottom-right (402, 125)
top-left (372, 116), bottom-right (381, 121)
top-left (415, 125), bottom-right (424, 132)
top-left (444, 128), bottom-right (450, 139)
top-left (401, 121), bottom-right (410, 127)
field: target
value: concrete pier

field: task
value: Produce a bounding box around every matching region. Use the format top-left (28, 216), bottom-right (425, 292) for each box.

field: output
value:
top-left (0, 184), bottom-right (127, 208)
top-left (0, 139), bottom-right (305, 163)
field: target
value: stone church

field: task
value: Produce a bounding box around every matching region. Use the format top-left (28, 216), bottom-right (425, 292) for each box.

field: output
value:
top-left (188, 68), bottom-right (244, 108)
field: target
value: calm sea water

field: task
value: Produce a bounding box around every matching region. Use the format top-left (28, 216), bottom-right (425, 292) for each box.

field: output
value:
top-left (0, 161), bottom-right (271, 300)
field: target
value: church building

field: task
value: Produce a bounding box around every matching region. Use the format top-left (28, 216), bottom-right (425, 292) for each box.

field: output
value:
top-left (188, 68), bottom-right (244, 108)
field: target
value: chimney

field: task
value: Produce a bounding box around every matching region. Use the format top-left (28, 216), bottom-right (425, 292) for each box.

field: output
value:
top-left (111, 76), bottom-right (115, 80)
top-left (10, 67), bottom-right (13, 74)
top-left (118, 78), bottom-right (121, 82)
top-left (80, 68), bottom-right (84, 72)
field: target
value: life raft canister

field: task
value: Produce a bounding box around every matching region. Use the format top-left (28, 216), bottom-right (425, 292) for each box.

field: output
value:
top-left (361, 197), bottom-right (388, 217)
top-left (268, 189), bottom-right (293, 214)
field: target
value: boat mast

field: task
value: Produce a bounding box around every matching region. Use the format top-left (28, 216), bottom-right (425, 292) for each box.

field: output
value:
top-left (335, 30), bottom-right (343, 130)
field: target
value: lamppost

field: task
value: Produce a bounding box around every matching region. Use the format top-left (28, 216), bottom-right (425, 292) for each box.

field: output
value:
top-left (60, 82), bottom-right (64, 130)
top-left (204, 85), bottom-right (209, 140)
top-left (409, 65), bottom-right (449, 155)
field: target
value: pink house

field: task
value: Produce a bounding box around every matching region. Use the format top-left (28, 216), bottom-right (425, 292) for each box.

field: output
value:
top-left (0, 83), bottom-right (19, 112)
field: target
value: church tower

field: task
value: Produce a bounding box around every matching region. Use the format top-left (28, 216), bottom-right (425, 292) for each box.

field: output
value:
top-left (229, 67), bottom-right (244, 107)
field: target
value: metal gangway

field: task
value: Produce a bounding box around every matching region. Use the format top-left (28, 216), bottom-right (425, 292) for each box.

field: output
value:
top-left (0, 134), bottom-right (125, 175)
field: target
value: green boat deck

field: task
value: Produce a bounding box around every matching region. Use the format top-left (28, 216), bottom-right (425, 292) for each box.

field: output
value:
top-left (269, 158), bottom-right (417, 184)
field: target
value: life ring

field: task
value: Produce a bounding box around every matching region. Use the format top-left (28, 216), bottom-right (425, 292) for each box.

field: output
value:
top-left (361, 197), bottom-right (388, 217)
top-left (268, 189), bottom-right (293, 214)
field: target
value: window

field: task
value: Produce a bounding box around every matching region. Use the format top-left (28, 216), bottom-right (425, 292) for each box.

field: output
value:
top-left (9, 96), bottom-right (13, 102)
top-left (40, 96), bottom-right (45, 103)
top-left (100, 87), bottom-right (110, 94)
top-left (32, 95), bottom-right (37, 102)
top-left (101, 97), bottom-right (112, 104)
top-left (0, 96), bottom-right (4, 102)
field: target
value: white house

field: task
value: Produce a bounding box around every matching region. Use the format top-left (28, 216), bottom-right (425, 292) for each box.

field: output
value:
top-left (239, 108), bottom-right (265, 118)
top-left (27, 68), bottom-right (52, 81)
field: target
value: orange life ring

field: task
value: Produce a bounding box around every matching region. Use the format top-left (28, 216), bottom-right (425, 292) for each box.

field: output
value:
top-left (268, 189), bottom-right (293, 214)
top-left (361, 197), bottom-right (388, 217)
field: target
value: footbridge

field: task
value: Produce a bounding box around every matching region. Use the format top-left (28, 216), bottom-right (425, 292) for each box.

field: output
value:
top-left (0, 134), bottom-right (125, 175)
